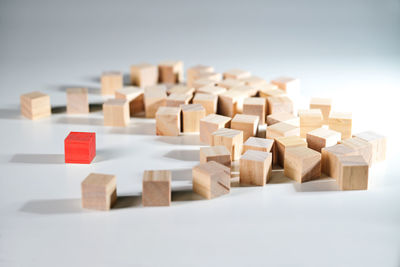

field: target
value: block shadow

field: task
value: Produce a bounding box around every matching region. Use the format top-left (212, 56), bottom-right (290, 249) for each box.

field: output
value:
top-left (107, 121), bottom-right (155, 135)
top-left (0, 108), bottom-right (22, 120)
top-left (20, 198), bottom-right (83, 214)
top-left (164, 149), bottom-right (199, 162)
top-left (156, 134), bottom-right (203, 146)
top-left (113, 195), bottom-right (142, 209)
top-left (292, 176), bottom-right (340, 192)
top-left (10, 153), bottom-right (64, 164)
top-left (56, 116), bottom-right (104, 126)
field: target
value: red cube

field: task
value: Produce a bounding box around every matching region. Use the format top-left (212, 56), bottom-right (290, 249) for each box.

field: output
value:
top-left (64, 132), bottom-right (96, 164)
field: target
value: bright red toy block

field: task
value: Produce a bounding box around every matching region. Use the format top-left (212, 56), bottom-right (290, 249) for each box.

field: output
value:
top-left (64, 132), bottom-right (96, 164)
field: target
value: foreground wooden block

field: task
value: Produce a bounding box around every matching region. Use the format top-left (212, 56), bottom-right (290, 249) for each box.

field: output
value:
top-left (266, 122), bottom-right (299, 140)
top-left (116, 86), bottom-right (144, 116)
top-left (243, 97), bottom-right (266, 124)
top-left (200, 146), bottom-right (231, 167)
top-left (338, 155), bottom-right (369, 190)
top-left (284, 147), bottom-right (321, 183)
top-left (144, 85), bottom-right (167, 118)
top-left (167, 85), bottom-right (195, 96)
top-left (103, 99), bottom-right (129, 127)
top-left (66, 88), bottom-right (89, 114)
top-left (339, 137), bottom-right (373, 166)
top-left (81, 173), bottom-right (117, 211)
top-left (329, 112), bottom-right (352, 139)
top-left (243, 137), bottom-right (274, 154)
top-left (20, 91), bottom-right (51, 120)
top-left (353, 131), bottom-right (386, 163)
top-left (101, 71), bottom-right (123, 95)
top-left (142, 170), bottom-right (171, 207)
top-left (192, 161), bottom-right (230, 199)
top-left (267, 96), bottom-right (293, 115)
top-left (217, 78), bottom-right (245, 89)
top-left (181, 104), bottom-right (206, 133)
top-left (218, 90), bottom-right (248, 117)
top-left (306, 127), bottom-right (341, 152)
top-left (166, 93), bottom-right (191, 107)
top-left (266, 112), bottom-right (299, 126)
top-left (199, 114), bottom-right (231, 145)
top-left (197, 85), bottom-right (226, 95)
top-left (158, 60), bottom-right (183, 84)
top-left (299, 109), bottom-right (323, 138)
top-left (223, 69), bottom-right (251, 80)
top-left (271, 76), bottom-right (300, 96)
top-left (187, 65), bottom-right (214, 87)
top-left (193, 93), bottom-right (218, 115)
top-left (130, 63), bottom-right (158, 88)
top-left (321, 144), bottom-right (357, 179)
top-left (310, 98), bottom-right (332, 124)
top-left (231, 114), bottom-right (259, 142)
top-left (212, 128), bottom-right (243, 160)
top-left (65, 132), bottom-right (96, 164)
top-left (240, 150), bottom-right (272, 186)
top-left (275, 136), bottom-right (307, 167)
top-left (156, 106), bottom-right (181, 136)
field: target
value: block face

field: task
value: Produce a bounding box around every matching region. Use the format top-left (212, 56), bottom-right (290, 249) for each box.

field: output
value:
top-left (187, 65), bottom-right (214, 87)
top-left (65, 132), bottom-right (96, 164)
top-left (243, 97), bottom-right (266, 125)
top-left (158, 61), bottom-right (183, 84)
top-left (66, 88), bottom-right (89, 114)
top-left (243, 137), bottom-right (274, 154)
top-left (299, 109), bottom-right (323, 138)
top-left (321, 144), bottom-right (357, 179)
top-left (197, 85), bottom-right (226, 95)
top-left (144, 85), bottom-right (167, 118)
top-left (115, 86), bottom-right (145, 116)
top-left (156, 107), bottom-right (181, 136)
top-left (271, 76), bottom-right (300, 96)
top-left (306, 127), bottom-right (341, 152)
top-left (192, 161), bottom-right (230, 199)
top-left (181, 104), bottom-right (206, 132)
top-left (340, 137), bottom-right (373, 166)
top-left (200, 146), bottom-right (231, 167)
top-left (20, 91), bottom-right (51, 120)
top-left (230, 85), bottom-right (258, 97)
top-left (103, 99), bottom-right (130, 127)
top-left (259, 85), bottom-right (284, 99)
top-left (275, 136), bottom-right (307, 167)
top-left (266, 122), bottom-right (299, 140)
top-left (267, 96), bottom-right (293, 115)
top-left (240, 76), bottom-right (267, 87)
top-left (81, 173), bottom-right (116, 211)
top-left (130, 63), bottom-right (158, 88)
top-left (284, 147), bottom-right (321, 183)
top-left (223, 69), bottom-right (251, 80)
top-left (266, 112), bottom-right (299, 126)
top-left (193, 93), bottom-right (218, 115)
top-left (200, 114), bottom-right (231, 145)
top-left (217, 78), bottom-right (245, 89)
top-left (166, 93), bottom-right (191, 107)
top-left (329, 112), bottom-right (352, 139)
top-left (310, 98), bottom-right (332, 124)
top-left (167, 85), bottom-right (195, 96)
top-left (193, 79), bottom-right (217, 90)
top-left (101, 71), bottom-right (123, 95)
top-left (353, 131), bottom-right (386, 163)
top-left (338, 156), bottom-right (369, 190)
top-left (240, 150), bottom-right (272, 186)
top-left (218, 90), bottom-right (247, 117)
top-left (142, 170), bottom-right (171, 207)
top-left (211, 128), bottom-right (243, 161)
top-left (231, 114), bottom-right (259, 142)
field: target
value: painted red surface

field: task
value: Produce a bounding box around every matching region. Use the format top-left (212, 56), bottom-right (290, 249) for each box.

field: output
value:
top-left (64, 132), bottom-right (96, 164)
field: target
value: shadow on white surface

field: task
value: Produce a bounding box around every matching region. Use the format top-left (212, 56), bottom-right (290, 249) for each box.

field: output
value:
top-left (268, 169), bottom-right (294, 184)
top-left (113, 195), bottom-right (142, 209)
top-left (164, 149), bottom-right (199, 162)
top-left (10, 153), bottom-right (64, 164)
top-left (171, 168), bottom-right (192, 181)
top-left (56, 116), bottom-right (104, 126)
top-left (0, 108), bottom-right (22, 120)
top-left (20, 198), bottom-right (83, 214)
top-left (156, 135), bottom-right (203, 146)
top-left (94, 148), bottom-right (132, 163)
top-left (293, 177), bottom-right (340, 192)
top-left (108, 122), bottom-right (155, 135)
top-left (172, 189), bottom-right (204, 202)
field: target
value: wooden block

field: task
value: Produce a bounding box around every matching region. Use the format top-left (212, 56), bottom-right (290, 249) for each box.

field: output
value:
top-left (197, 85), bottom-right (226, 95)
top-left (240, 150), bottom-right (272, 185)
top-left (195, 72), bottom-right (222, 82)
top-left (329, 112), bottom-right (352, 139)
top-left (158, 60), bottom-right (183, 84)
top-left (103, 99), bottom-right (130, 127)
top-left (217, 78), bottom-right (245, 89)
top-left (200, 114), bottom-right (231, 145)
top-left (81, 173), bottom-right (117, 211)
top-left (266, 112), bottom-right (299, 126)
top-left (192, 161), bottom-right (230, 199)
top-left (144, 85), bottom-right (167, 118)
top-left (130, 63), bottom-right (158, 88)
top-left (243, 97), bottom-right (266, 125)
top-left (310, 97), bottom-right (332, 124)
top-left (339, 137), bottom-right (373, 166)
top-left (267, 96), bottom-right (293, 115)
top-left (193, 79), bottom-right (217, 90)
top-left (20, 91), bottom-right (51, 120)
top-left (101, 71), bottom-right (123, 95)
top-left (306, 127), bottom-right (341, 152)
top-left (230, 85), bottom-right (258, 97)
top-left (218, 90), bottom-right (248, 117)
top-left (167, 85), bottom-right (194, 96)
top-left (187, 65), bottom-right (214, 87)
top-left (321, 144), bottom-right (357, 179)
top-left (156, 106), bottom-right (181, 136)
top-left (271, 76), bottom-right (300, 96)
top-left (231, 114), bottom-right (259, 142)
top-left (240, 76), bottom-right (267, 87)
top-left (200, 146), bottom-right (231, 167)
top-left (353, 131), bottom-right (386, 163)
top-left (211, 128), bottom-right (243, 160)
top-left (115, 86), bottom-right (144, 116)
top-left (299, 109), bottom-right (323, 138)
top-left (338, 155), bottom-right (369, 190)
top-left (193, 93), bottom-right (218, 115)
top-left (166, 93), bottom-right (192, 107)
top-left (243, 137), bottom-right (274, 154)
top-left (284, 147), bottom-right (321, 183)
top-left (66, 88), bottom-right (89, 114)
top-left (266, 122), bottom-right (299, 140)
top-left (275, 136), bottom-right (307, 167)
top-left (181, 104), bottom-right (206, 132)
top-left (142, 170), bottom-right (171, 207)
top-left (223, 69), bottom-right (251, 80)
top-left (259, 84), bottom-right (284, 98)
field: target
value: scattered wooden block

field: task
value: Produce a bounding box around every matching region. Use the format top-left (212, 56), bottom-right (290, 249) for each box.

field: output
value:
top-left (338, 155), bottom-right (369, 190)
top-left (81, 173), bottom-right (117, 211)
top-left (166, 93), bottom-right (192, 107)
top-left (223, 69), bottom-right (251, 80)
top-left (306, 127), bottom-right (341, 152)
top-left (167, 85), bottom-right (194, 96)
top-left (200, 146), bottom-right (231, 167)
top-left (115, 86), bottom-right (144, 116)
top-left (267, 96), bottom-right (293, 115)
top-left (195, 72), bottom-right (222, 82)
top-left (240, 76), bottom-right (267, 87)
top-left (181, 104), bottom-right (206, 133)
top-left (353, 131), bottom-right (386, 163)
top-left (101, 71), bottom-right (123, 95)
top-left (271, 76), bottom-right (300, 96)
top-left (217, 78), bottom-right (245, 89)
top-left (193, 79), bottom-right (217, 90)
top-left (197, 85), bottom-right (226, 95)
top-left (156, 106), bottom-right (181, 136)
top-left (275, 136), bottom-right (307, 167)
top-left (329, 112), bottom-right (352, 139)
top-left (130, 63), bottom-right (158, 88)
top-left (243, 97), bottom-right (266, 125)
top-left (339, 137), bottom-right (373, 166)
top-left (66, 88), bottom-right (89, 114)
top-left (144, 85), bottom-right (167, 118)
top-left (266, 112), bottom-right (299, 126)
top-left (187, 65), bottom-right (214, 87)
top-left (142, 170), bottom-right (171, 207)
top-left (243, 137), bottom-right (274, 154)
top-left (240, 150), bottom-right (272, 186)
top-left (230, 85), bottom-right (258, 97)
top-left (20, 91), bottom-right (51, 120)
top-left (266, 122), bottom-right (299, 140)
top-left (193, 93), bottom-right (218, 115)
top-left (103, 99), bottom-right (130, 127)
top-left (218, 90), bottom-right (248, 117)
top-left (298, 109), bottom-right (323, 138)
top-left (200, 114), bottom-right (231, 145)
top-left (284, 146), bottom-right (321, 183)
top-left (231, 114), bottom-right (259, 142)
top-left (65, 132), bottom-right (96, 164)
top-left (158, 60), bottom-right (183, 84)
top-left (211, 128), bottom-right (243, 161)
top-left (321, 144), bottom-right (357, 179)
top-left (259, 85), bottom-right (284, 98)
top-left (310, 98), bottom-right (332, 124)
top-left (192, 161), bottom-right (230, 199)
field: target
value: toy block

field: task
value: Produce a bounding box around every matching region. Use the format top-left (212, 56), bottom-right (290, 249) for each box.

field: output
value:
top-left (103, 99), bottom-right (130, 127)
top-left (193, 93), bottom-right (218, 115)
top-left (101, 71), bottom-right (123, 95)
top-left (266, 122), bottom-right (299, 140)
top-left (81, 173), bottom-right (117, 211)
top-left (240, 150), bottom-right (272, 185)
top-left (166, 93), bottom-right (192, 107)
top-left (211, 128), bottom-right (243, 160)
top-left (130, 63), bottom-right (158, 88)
top-left (199, 114), bottom-right (231, 145)
top-left (243, 137), bottom-right (274, 154)
top-left (310, 98), bottom-right (332, 124)
top-left (144, 85), bottom-right (167, 118)
top-left (158, 60), bottom-right (183, 84)
top-left (284, 147), bottom-right (321, 183)
top-left (321, 144), bottom-right (357, 179)
top-left (306, 127), bottom-right (341, 152)
top-left (65, 132), bottom-right (96, 164)
top-left (195, 72), bottom-right (222, 82)
top-left (267, 96), bottom-right (293, 115)
top-left (181, 104), bottom-right (206, 132)
top-left (231, 114), bottom-right (259, 142)
top-left (329, 112), bottom-right (352, 139)
top-left (271, 76), bottom-right (300, 96)
top-left (200, 146), bottom-right (231, 167)
top-left (66, 88), bottom-right (89, 114)
top-left (193, 79), bottom-right (217, 90)
top-left (275, 136), bottom-right (307, 167)
top-left (240, 76), bottom-right (267, 87)
top-left (243, 97), bottom-right (266, 125)
top-left (187, 65), bottom-right (214, 87)
top-left (167, 85), bottom-right (195, 96)
top-left (339, 137), bottom-right (373, 166)
top-left (337, 155), bottom-right (369, 190)
top-left (192, 161), bottom-right (230, 199)
top-left (299, 109), bottom-right (323, 138)
top-left (156, 106), bottom-right (181, 136)
top-left (20, 91), bottom-right (51, 120)
top-left (142, 170), bottom-right (171, 207)
top-left (353, 131), bottom-right (386, 163)
top-left (223, 69), bottom-right (251, 80)
top-left (197, 85), bottom-right (226, 95)
top-left (115, 86), bottom-right (144, 116)
top-left (218, 90), bottom-right (248, 117)
top-left (230, 85), bottom-right (258, 97)
top-left (217, 78), bottom-right (245, 89)
top-left (259, 85), bottom-right (284, 98)
top-left (266, 112), bottom-right (299, 126)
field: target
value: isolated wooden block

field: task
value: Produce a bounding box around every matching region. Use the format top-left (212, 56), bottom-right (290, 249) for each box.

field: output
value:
top-left (267, 96), bottom-right (293, 115)
top-left (299, 109), bottom-right (323, 138)
top-left (166, 93), bottom-right (192, 107)
top-left (211, 128), bottom-right (243, 160)
top-left (66, 88), bottom-right (89, 114)
top-left (275, 136), bottom-right (307, 167)
top-left (353, 131), bottom-right (386, 163)
top-left (81, 173), bottom-right (117, 211)
top-left (130, 63), bottom-right (158, 88)
top-left (243, 97), bottom-right (266, 125)
top-left (103, 99), bottom-right (130, 127)
top-left (271, 76), bottom-right (300, 96)
top-left (339, 137), bottom-right (373, 166)
top-left (240, 76), bottom-right (267, 87)
top-left (187, 65), bottom-right (214, 87)
top-left (193, 93), bottom-right (218, 115)
top-left (181, 104), bottom-right (206, 133)
top-left (310, 98), bottom-right (332, 124)
top-left (240, 150), bottom-right (272, 185)
top-left (142, 170), bottom-right (171, 207)
top-left (218, 90), bottom-right (248, 117)
top-left (284, 147), bottom-right (321, 183)
top-left (217, 78), bottom-right (245, 89)
top-left (243, 137), bottom-right (274, 154)
top-left (199, 114), bottom-right (231, 145)
top-left (20, 91), bottom-right (51, 120)
top-left (167, 85), bottom-right (195, 96)
top-left (306, 127), bottom-right (341, 152)
top-left (192, 161), bottom-right (230, 199)
top-left (266, 122), bottom-right (299, 140)
top-left (231, 114), bottom-right (259, 142)
top-left (223, 69), bottom-right (251, 80)
top-left (200, 146), bottom-right (231, 167)
top-left (101, 71), bottom-right (123, 95)
top-left (115, 86), bottom-right (144, 116)
top-left (321, 144), bottom-right (357, 179)
top-left (197, 85), bottom-right (226, 95)
top-left (266, 112), bottom-right (299, 126)
top-left (193, 79), bottom-right (217, 90)
top-left (158, 61), bottom-right (183, 84)
top-left (230, 85), bottom-right (258, 97)
top-left (144, 85), bottom-right (167, 118)
top-left (156, 106), bottom-right (181, 136)
top-left (338, 155), bottom-right (369, 190)
top-left (329, 112), bottom-right (352, 139)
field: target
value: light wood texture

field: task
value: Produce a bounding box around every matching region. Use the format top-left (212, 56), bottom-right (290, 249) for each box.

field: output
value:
top-left (103, 99), bottom-right (130, 127)
top-left (339, 137), bottom-right (373, 166)
top-left (310, 97), bottom-right (332, 124)
top-left (200, 146), bottom-right (231, 167)
top-left (266, 122), bottom-right (299, 140)
top-left (218, 90), bottom-right (248, 117)
top-left (240, 76), bottom-right (267, 87)
top-left (197, 85), bottom-right (226, 95)
top-left (142, 170), bottom-right (171, 207)
top-left (20, 91), bottom-right (51, 120)
top-left (144, 85), bottom-right (167, 118)
top-left (275, 136), bottom-right (307, 167)
top-left (271, 76), bottom-right (300, 96)
top-left (259, 84), bottom-right (284, 98)
top-left (156, 106), bottom-right (181, 136)
top-left (231, 114), bottom-right (259, 142)
top-left (321, 144), bottom-right (357, 179)
top-left (306, 127), bottom-right (341, 152)
top-left (81, 173), bottom-right (117, 211)
top-left (195, 72), bottom-right (222, 82)
top-left (217, 78), bottom-right (245, 89)
top-left (243, 137), bottom-right (274, 154)
top-left (284, 146), bottom-right (321, 183)
top-left (166, 93), bottom-right (192, 107)
top-left (158, 60), bottom-right (183, 84)
top-left (115, 86), bottom-right (144, 116)
top-left (211, 128), bottom-right (243, 160)
top-left (186, 65), bottom-right (214, 87)
top-left (243, 97), bottom-right (266, 125)
top-left (240, 150), bottom-right (272, 186)
top-left (353, 131), bottom-right (386, 163)
top-left (267, 96), bottom-right (293, 115)
top-left (101, 71), bottom-right (123, 95)
top-left (338, 155), bottom-right (369, 190)
top-left (200, 114), bottom-right (231, 145)
top-left (193, 93), bottom-right (218, 115)
top-left (230, 85), bottom-right (258, 97)
top-left (66, 88), bottom-right (89, 114)
top-left (223, 69), bottom-right (251, 80)
top-left (329, 112), bottom-right (352, 139)
top-left (298, 109), bottom-right (323, 138)
top-left (266, 112), bottom-right (299, 126)
top-left (193, 79), bottom-right (217, 90)
top-left (192, 161), bottom-right (230, 199)
top-left (181, 104), bottom-right (206, 133)
top-left (167, 85), bottom-right (195, 96)
top-left (130, 63), bottom-right (158, 88)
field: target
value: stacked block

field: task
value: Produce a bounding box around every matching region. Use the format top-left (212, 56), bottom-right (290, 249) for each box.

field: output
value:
top-left (130, 63), bottom-right (158, 88)
top-left (192, 161), bottom-right (230, 199)
top-left (101, 71), bottom-right (123, 95)
top-left (142, 170), bottom-right (171, 207)
top-left (310, 98), bottom-right (332, 124)
top-left (242, 137), bottom-right (274, 154)
top-left (81, 173), bottom-right (117, 211)
top-left (156, 107), bottom-right (181, 136)
top-left (200, 146), bottom-right (231, 167)
top-left (240, 150), bottom-right (272, 186)
top-left (66, 88), bottom-right (89, 114)
top-left (158, 60), bottom-right (183, 84)
top-left (115, 86), bottom-right (144, 116)
top-left (243, 97), bottom-right (266, 124)
top-left (306, 127), bottom-right (341, 152)
top-left (231, 114), bottom-right (259, 142)
top-left (144, 85), bottom-right (167, 118)
top-left (64, 132), bottom-right (96, 164)
top-left (20, 91), bottom-right (51, 120)
top-left (193, 93), bottom-right (218, 115)
top-left (211, 128), bottom-right (243, 160)
top-left (181, 104), bottom-right (206, 132)
top-left (299, 109), bottom-right (323, 138)
top-left (200, 114), bottom-right (231, 145)
top-left (103, 99), bottom-right (130, 127)
top-left (284, 147), bottom-right (321, 183)
top-left (329, 112), bottom-right (352, 139)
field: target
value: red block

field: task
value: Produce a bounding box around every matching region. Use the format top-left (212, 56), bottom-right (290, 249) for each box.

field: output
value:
top-left (64, 132), bottom-right (96, 164)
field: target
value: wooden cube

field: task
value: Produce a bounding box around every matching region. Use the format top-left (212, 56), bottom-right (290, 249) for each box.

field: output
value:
top-left (284, 147), bottom-right (321, 183)
top-left (197, 85), bottom-right (226, 95)
top-left (230, 85), bottom-right (258, 97)
top-left (223, 69), bottom-right (251, 80)
top-left (130, 63), bottom-right (158, 88)
top-left (181, 104), bottom-right (206, 132)
top-left (20, 91), bottom-right (51, 120)
top-left (200, 114), bottom-right (231, 145)
top-left (231, 114), bottom-right (259, 142)
top-left (217, 78), bottom-right (245, 89)
top-left (310, 98), bottom-right (332, 124)
top-left (240, 76), bottom-right (267, 87)
top-left (144, 85), bottom-right (167, 118)
top-left (240, 150), bottom-right (272, 186)
top-left (193, 93), bottom-right (218, 115)
top-left (243, 97), bottom-right (266, 124)
top-left (200, 146), bottom-right (231, 167)
top-left (193, 79), bottom-right (217, 90)
top-left (142, 170), bottom-right (171, 207)
top-left (353, 131), bottom-right (386, 163)
top-left (266, 122), bottom-right (299, 140)
top-left (218, 90), bottom-right (247, 117)
top-left (187, 65), bottom-right (214, 87)
top-left (299, 109), bottom-right (323, 138)
top-left (266, 112), bottom-right (299, 126)
top-left (212, 128), bottom-right (243, 161)
top-left (66, 88), bottom-right (89, 114)
top-left (156, 106), bottom-right (181, 136)
top-left (243, 137), bottom-right (274, 154)
top-left (166, 93), bottom-right (192, 107)
top-left (271, 76), bottom-right (300, 96)
top-left (115, 86), bottom-right (144, 116)
top-left (267, 96), bottom-right (293, 115)
top-left (306, 127), bottom-right (341, 152)
top-left (259, 84), bottom-right (284, 98)
top-left (81, 173), bottom-right (117, 211)
top-left (195, 72), bottom-right (222, 82)
top-left (103, 99), bottom-right (129, 127)
top-left (192, 161), bottom-right (230, 199)
top-left (167, 85), bottom-right (195, 96)
top-left (158, 60), bottom-right (183, 84)
top-left (321, 144), bottom-right (357, 179)
top-left (101, 71), bottom-right (123, 95)
top-left (338, 155), bottom-right (369, 190)
top-left (339, 137), bottom-right (373, 166)
top-left (329, 112), bottom-right (352, 139)
top-left (275, 136), bottom-right (307, 167)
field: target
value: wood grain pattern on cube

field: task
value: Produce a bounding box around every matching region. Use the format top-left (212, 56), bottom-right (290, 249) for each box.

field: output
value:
top-left (81, 173), bottom-right (117, 211)
top-left (144, 85), bottom-right (167, 118)
top-left (271, 76), bottom-right (300, 96)
top-left (229, 85), bottom-right (258, 97)
top-left (142, 170), bottom-right (171, 207)
top-left (338, 155), bottom-right (369, 190)
top-left (266, 112), bottom-right (299, 126)
top-left (306, 127), bottom-right (341, 152)
top-left (197, 85), bottom-right (226, 95)
top-left (156, 106), bottom-right (181, 136)
top-left (240, 150), bottom-right (272, 185)
top-left (321, 144), bottom-right (357, 179)
top-left (192, 161), bottom-right (230, 199)
top-left (167, 85), bottom-right (195, 96)
top-left (243, 137), bottom-right (274, 154)
top-left (166, 93), bottom-right (192, 107)
top-left (266, 122), bottom-right (299, 140)
top-left (193, 93), bottom-right (218, 115)
top-left (20, 91), bottom-right (51, 120)
top-left (211, 128), bottom-right (243, 161)
top-left (200, 114), bottom-right (231, 145)
top-left (103, 99), bottom-right (130, 127)
top-left (158, 61), bottom-right (183, 84)
top-left (298, 109), bottom-right (323, 138)
top-left (339, 137), bottom-right (373, 166)
top-left (275, 136), bottom-right (307, 167)
top-left (67, 88), bottom-right (89, 114)
top-left (353, 131), bottom-right (386, 163)
top-left (181, 104), bottom-right (206, 133)
top-left (200, 146), bottom-right (231, 167)
top-left (284, 147), bottom-right (321, 183)
top-left (267, 96), bottom-right (293, 115)
top-left (259, 84), bottom-right (284, 99)
top-left (223, 69), bottom-right (251, 80)
top-left (115, 86), bottom-right (144, 116)
top-left (329, 112), bottom-right (352, 139)
top-left (243, 97), bottom-right (266, 124)
top-left (187, 65), bottom-right (214, 87)
top-left (218, 90), bottom-right (248, 117)
top-left (231, 114), bottom-right (259, 142)
top-left (310, 97), bottom-right (332, 124)
top-left (217, 78), bottom-right (245, 89)
top-left (130, 63), bottom-right (158, 88)
top-left (101, 71), bottom-right (123, 95)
